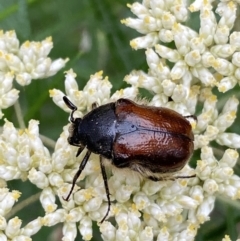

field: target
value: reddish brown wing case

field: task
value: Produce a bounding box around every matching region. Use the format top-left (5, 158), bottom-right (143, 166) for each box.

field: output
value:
top-left (112, 99), bottom-right (194, 174)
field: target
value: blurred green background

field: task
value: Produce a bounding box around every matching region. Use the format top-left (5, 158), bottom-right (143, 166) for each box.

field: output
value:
top-left (0, 0), bottom-right (240, 240)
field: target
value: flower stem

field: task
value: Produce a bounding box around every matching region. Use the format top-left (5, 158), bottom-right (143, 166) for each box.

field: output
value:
top-left (39, 134), bottom-right (56, 149)
top-left (14, 100), bottom-right (26, 129)
top-left (6, 192), bottom-right (41, 219)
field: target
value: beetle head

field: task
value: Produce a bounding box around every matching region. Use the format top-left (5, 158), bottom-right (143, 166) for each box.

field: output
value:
top-left (63, 96), bottom-right (85, 156)
top-left (67, 118), bottom-right (82, 144)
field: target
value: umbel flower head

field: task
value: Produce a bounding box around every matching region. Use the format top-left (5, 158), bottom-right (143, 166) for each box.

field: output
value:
top-left (122, 0), bottom-right (240, 93)
top-left (0, 30), bottom-right (68, 119)
top-left (1, 0), bottom-right (240, 241)
top-left (0, 30), bottom-right (68, 86)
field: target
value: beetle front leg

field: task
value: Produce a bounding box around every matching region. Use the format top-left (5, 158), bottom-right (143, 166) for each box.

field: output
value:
top-left (92, 102), bottom-right (98, 109)
top-left (76, 145), bottom-right (85, 157)
top-left (63, 150), bottom-right (91, 201)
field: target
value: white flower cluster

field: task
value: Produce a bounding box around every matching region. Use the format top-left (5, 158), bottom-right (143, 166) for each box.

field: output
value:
top-left (0, 30), bottom-right (67, 119)
top-left (123, 0), bottom-right (240, 93)
top-left (50, 69), bottom-right (138, 116)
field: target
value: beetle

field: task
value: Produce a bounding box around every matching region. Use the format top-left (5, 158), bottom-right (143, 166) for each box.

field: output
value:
top-left (63, 96), bottom-right (195, 223)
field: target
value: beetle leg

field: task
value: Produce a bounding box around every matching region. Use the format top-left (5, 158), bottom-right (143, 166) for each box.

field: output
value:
top-left (184, 115), bottom-right (197, 122)
top-left (148, 176), bottom-right (160, 181)
top-left (175, 174), bottom-right (196, 179)
top-left (99, 155), bottom-right (111, 223)
top-left (63, 150), bottom-right (91, 201)
top-left (148, 176), bottom-right (174, 181)
top-left (76, 145), bottom-right (85, 157)
top-left (148, 174), bottom-right (196, 182)
top-left (92, 102), bottom-right (98, 109)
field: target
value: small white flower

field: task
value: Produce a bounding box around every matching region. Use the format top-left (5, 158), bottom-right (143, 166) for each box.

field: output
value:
top-left (43, 209), bottom-right (66, 226)
top-left (12, 235), bottom-right (32, 241)
top-left (5, 217), bottom-right (22, 238)
top-left (78, 216), bottom-right (93, 241)
top-left (203, 179), bottom-right (218, 194)
top-left (110, 86), bottom-right (138, 101)
top-left (100, 221), bottom-right (116, 241)
top-left (0, 72), bottom-right (19, 118)
top-left (219, 149), bottom-right (239, 168)
top-left (28, 168), bottom-right (49, 189)
top-left (40, 187), bottom-right (57, 213)
top-left (155, 44), bottom-right (180, 62)
top-left (156, 226), bottom-right (169, 241)
top-left (139, 226), bottom-right (153, 241)
top-left (48, 172), bottom-right (64, 187)
top-left (62, 222), bottom-right (77, 241)
top-left (196, 196), bottom-right (215, 223)
top-left (131, 33), bottom-right (159, 50)
top-left (21, 217), bottom-right (43, 237)
top-left (133, 192), bottom-right (150, 210)
top-left (222, 235), bottom-right (232, 241)
top-left (65, 207), bottom-right (84, 223)
top-left (0, 190), bottom-right (21, 216)
top-left (189, 186), bottom-right (204, 204)
top-left (0, 215), bottom-right (7, 230)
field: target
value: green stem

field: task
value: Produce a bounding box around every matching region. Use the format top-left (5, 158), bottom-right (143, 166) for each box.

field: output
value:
top-left (6, 192), bottom-right (41, 219)
top-left (14, 100), bottom-right (26, 129)
top-left (39, 134), bottom-right (56, 150)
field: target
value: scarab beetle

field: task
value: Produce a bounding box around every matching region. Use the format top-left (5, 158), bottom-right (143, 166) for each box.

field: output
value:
top-left (63, 96), bottom-right (194, 222)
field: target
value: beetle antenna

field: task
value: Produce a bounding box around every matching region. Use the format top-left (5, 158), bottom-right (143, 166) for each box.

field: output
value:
top-left (63, 150), bottom-right (91, 201)
top-left (99, 155), bottom-right (111, 223)
top-left (63, 96), bottom-right (77, 123)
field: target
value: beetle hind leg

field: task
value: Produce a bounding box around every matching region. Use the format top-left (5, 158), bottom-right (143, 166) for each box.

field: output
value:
top-left (147, 174), bottom-right (175, 182)
top-left (175, 174), bottom-right (196, 179)
top-left (99, 155), bottom-right (111, 223)
top-left (147, 174), bottom-right (196, 182)
top-left (184, 115), bottom-right (197, 122)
